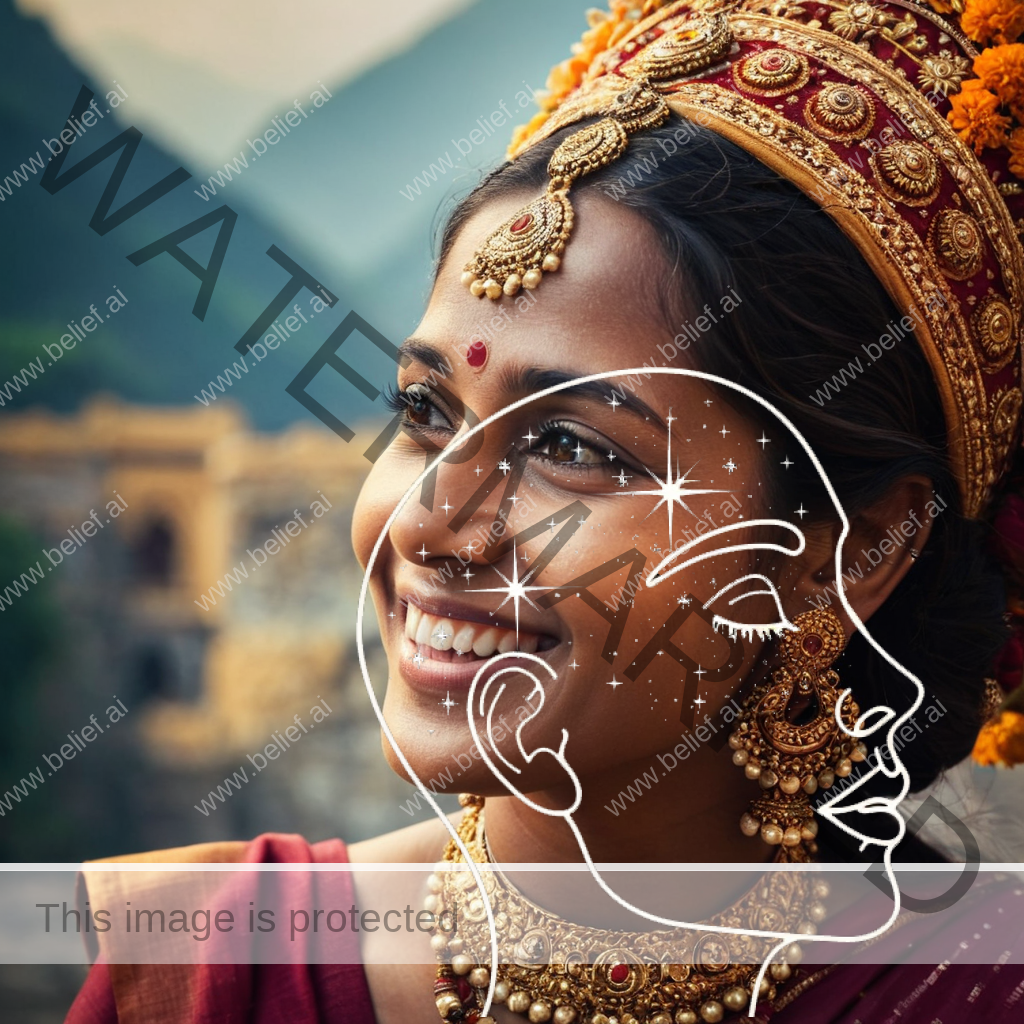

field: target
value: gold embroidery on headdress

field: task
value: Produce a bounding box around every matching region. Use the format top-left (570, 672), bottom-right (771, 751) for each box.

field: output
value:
top-left (930, 208), bottom-right (986, 279)
top-left (482, 0), bottom-right (1024, 517)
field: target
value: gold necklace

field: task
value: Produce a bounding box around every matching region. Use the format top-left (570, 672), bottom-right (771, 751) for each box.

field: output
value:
top-left (429, 796), bottom-right (827, 1024)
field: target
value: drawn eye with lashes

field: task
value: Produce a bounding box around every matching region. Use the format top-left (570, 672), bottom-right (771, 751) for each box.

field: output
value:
top-left (703, 574), bottom-right (796, 642)
top-left (645, 519), bottom-right (805, 638)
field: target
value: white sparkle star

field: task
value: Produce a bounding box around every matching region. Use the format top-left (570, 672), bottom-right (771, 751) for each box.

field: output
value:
top-left (795, 504), bottom-right (808, 519)
top-left (723, 459), bottom-right (737, 474)
top-left (416, 544), bottom-right (430, 561)
top-left (613, 409), bottom-right (726, 545)
top-left (498, 459), bottom-right (511, 475)
top-left (572, 442), bottom-right (585, 458)
top-left (508, 492), bottom-right (521, 507)
top-left (413, 651), bottom-right (424, 666)
top-left (547, 518), bottom-right (558, 531)
top-left (606, 674), bottom-right (624, 689)
top-left (467, 540), bottom-right (547, 641)
top-left (474, 465), bottom-right (483, 476)
top-left (606, 393), bottom-right (621, 410)
top-left (569, 659), bottom-right (580, 670)
top-left (523, 428), bottom-right (538, 445)
top-left (757, 433), bottom-right (771, 449)
top-left (719, 425), bottom-right (730, 438)
top-left (694, 665), bottom-right (706, 681)
top-left (461, 568), bottom-right (475, 581)
top-left (781, 456), bottom-right (794, 470)
top-left (440, 497), bottom-right (453, 515)
top-left (615, 469), bottom-right (631, 487)
top-left (439, 692), bottom-right (458, 715)
top-left (677, 594), bottom-right (691, 606)
top-left (693, 694), bottom-right (706, 710)
top-left (704, 398), bottom-right (713, 407)
top-left (607, 451), bottom-right (616, 461)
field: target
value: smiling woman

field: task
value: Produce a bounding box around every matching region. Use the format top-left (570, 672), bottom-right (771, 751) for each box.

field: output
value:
top-left (66, 2), bottom-right (1024, 1024)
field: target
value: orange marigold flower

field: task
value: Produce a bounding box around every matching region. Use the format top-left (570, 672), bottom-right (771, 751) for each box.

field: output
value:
top-left (508, 111), bottom-right (551, 158)
top-left (972, 710), bottom-right (1024, 766)
top-left (508, 1), bottom-right (643, 158)
top-left (948, 78), bottom-right (1013, 153)
top-left (1009, 126), bottom-right (1024, 177)
top-left (961, 0), bottom-right (1024, 46)
top-left (974, 43), bottom-right (1024, 120)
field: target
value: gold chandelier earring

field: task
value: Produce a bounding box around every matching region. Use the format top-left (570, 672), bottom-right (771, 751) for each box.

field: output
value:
top-left (729, 609), bottom-right (867, 862)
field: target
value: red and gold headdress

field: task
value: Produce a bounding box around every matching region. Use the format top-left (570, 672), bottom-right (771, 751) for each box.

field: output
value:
top-left (462, 0), bottom-right (1024, 520)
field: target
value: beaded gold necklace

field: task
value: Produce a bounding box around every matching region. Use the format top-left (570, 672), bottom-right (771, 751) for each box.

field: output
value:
top-left (429, 796), bottom-right (826, 1024)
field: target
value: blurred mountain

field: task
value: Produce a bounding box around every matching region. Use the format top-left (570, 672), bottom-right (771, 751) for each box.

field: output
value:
top-left (203, 0), bottom-right (587, 343)
top-left (0, 0), bottom-right (589, 429)
top-left (0, 0), bottom-right (355, 429)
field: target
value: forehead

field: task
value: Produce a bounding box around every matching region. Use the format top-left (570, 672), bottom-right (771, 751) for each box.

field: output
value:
top-left (421, 190), bottom-right (683, 388)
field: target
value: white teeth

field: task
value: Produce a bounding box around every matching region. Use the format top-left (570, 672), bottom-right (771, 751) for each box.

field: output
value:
top-left (415, 615), bottom-right (434, 646)
top-left (472, 628), bottom-right (501, 657)
top-left (405, 606), bottom-right (545, 657)
top-left (406, 604), bottom-right (422, 636)
top-left (431, 618), bottom-right (455, 651)
top-left (452, 625), bottom-right (476, 654)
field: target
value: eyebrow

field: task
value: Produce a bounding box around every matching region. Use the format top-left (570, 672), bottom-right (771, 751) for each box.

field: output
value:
top-left (399, 339), bottom-right (667, 430)
top-left (503, 366), bottom-right (667, 430)
top-left (399, 338), bottom-right (448, 374)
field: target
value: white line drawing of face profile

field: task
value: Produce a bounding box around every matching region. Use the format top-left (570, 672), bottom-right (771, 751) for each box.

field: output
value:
top-left (355, 366), bottom-right (927, 1019)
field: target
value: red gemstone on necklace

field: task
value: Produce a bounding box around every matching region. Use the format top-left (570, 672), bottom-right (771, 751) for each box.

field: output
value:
top-left (802, 634), bottom-right (823, 655)
top-left (466, 341), bottom-right (488, 368)
top-left (510, 213), bottom-right (533, 233)
top-left (609, 964), bottom-right (630, 984)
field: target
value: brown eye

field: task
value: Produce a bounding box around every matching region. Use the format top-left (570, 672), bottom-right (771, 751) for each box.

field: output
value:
top-left (408, 392), bottom-right (432, 425)
top-left (538, 430), bottom-right (604, 465)
top-left (400, 384), bottom-right (451, 431)
top-left (550, 432), bottom-right (579, 463)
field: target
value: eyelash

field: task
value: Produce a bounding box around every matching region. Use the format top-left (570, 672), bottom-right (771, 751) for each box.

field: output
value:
top-left (704, 574), bottom-right (796, 642)
top-left (382, 382), bottom-right (455, 435)
top-left (383, 385), bottom-right (622, 472)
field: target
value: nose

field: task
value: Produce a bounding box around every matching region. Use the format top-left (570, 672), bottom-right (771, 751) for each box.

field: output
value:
top-left (389, 436), bottom-right (524, 578)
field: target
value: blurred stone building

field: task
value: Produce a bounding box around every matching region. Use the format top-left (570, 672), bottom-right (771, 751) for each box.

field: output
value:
top-left (0, 397), bottom-right (409, 858)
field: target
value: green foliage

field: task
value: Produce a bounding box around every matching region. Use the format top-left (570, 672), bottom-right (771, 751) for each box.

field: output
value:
top-left (0, 319), bottom-right (141, 411)
top-left (0, 515), bottom-right (65, 857)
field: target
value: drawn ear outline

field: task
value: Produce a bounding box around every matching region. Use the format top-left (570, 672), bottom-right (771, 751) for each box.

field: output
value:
top-left (467, 652), bottom-right (582, 818)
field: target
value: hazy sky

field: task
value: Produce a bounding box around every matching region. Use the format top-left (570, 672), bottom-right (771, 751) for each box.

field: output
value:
top-left (17, 0), bottom-right (475, 169)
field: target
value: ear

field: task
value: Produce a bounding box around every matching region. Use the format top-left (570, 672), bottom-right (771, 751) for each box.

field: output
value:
top-left (781, 476), bottom-right (935, 634)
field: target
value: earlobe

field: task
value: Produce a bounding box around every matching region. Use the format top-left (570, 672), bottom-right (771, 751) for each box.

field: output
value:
top-left (787, 476), bottom-right (934, 628)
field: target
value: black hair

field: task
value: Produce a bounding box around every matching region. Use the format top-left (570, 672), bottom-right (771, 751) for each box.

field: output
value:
top-left (438, 116), bottom-right (1008, 858)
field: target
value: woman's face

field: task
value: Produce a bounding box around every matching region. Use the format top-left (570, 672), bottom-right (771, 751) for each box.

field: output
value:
top-left (353, 191), bottom-right (803, 797)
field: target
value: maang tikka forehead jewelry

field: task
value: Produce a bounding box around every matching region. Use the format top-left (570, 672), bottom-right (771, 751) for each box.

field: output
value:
top-left (462, 80), bottom-right (671, 301)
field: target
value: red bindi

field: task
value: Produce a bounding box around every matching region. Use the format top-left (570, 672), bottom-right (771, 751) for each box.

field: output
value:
top-left (466, 340), bottom-right (488, 368)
